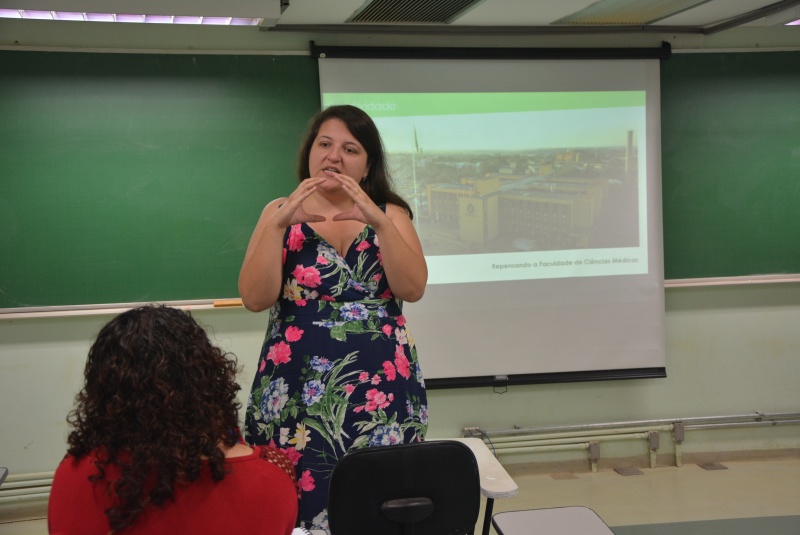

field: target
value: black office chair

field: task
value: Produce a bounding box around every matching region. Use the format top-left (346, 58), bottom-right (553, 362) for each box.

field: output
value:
top-left (328, 440), bottom-right (481, 535)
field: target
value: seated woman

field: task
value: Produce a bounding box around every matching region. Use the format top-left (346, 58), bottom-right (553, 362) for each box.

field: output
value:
top-left (48, 304), bottom-right (298, 535)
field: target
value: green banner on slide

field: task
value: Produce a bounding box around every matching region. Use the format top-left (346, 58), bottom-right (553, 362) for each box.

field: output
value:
top-left (323, 91), bottom-right (645, 117)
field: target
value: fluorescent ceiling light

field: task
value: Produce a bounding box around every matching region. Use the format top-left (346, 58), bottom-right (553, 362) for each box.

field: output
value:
top-left (0, 9), bottom-right (260, 25)
top-left (115, 14), bottom-right (145, 23)
top-left (787, 18), bottom-right (800, 25)
top-left (86, 12), bottom-right (113, 22)
top-left (53, 11), bottom-right (83, 21)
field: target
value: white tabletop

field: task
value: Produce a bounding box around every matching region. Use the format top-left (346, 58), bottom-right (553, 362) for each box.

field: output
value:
top-left (492, 506), bottom-right (614, 535)
top-left (441, 437), bottom-right (519, 500)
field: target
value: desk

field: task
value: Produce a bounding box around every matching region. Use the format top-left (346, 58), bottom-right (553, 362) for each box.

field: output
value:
top-left (441, 438), bottom-right (519, 535)
top-left (492, 506), bottom-right (614, 535)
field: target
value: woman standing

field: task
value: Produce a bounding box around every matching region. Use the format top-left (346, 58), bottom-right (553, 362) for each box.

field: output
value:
top-left (240, 105), bottom-right (429, 531)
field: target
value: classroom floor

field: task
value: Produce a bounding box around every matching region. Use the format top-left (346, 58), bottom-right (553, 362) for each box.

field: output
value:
top-left (1, 457), bottom-right (798, 534)
top-left (489, 456), bottom-right (800, 534)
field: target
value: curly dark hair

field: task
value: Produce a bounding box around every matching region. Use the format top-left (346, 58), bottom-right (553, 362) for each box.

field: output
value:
top-left (65, 304), bottom-right (242, 532)
top-left (297, 104), bottom-right (414, 219)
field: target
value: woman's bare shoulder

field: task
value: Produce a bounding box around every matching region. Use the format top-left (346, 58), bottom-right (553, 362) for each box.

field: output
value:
top-left (262, 197), bottom-right (289, 214)
top-left (385, 203), bottom-right (411, 219)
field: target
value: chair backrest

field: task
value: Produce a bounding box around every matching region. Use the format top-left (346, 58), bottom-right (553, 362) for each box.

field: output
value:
top-left (328, 440), bottom-right (481, 535)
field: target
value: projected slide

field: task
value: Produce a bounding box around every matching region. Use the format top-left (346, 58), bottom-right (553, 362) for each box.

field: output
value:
top-left (324, 91), bottom-right (648, 284)
top-left (319, 57), bottom-right (665, 384)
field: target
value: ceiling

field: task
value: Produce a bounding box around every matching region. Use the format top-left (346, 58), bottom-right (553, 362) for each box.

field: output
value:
top-left (1, 0), bottom-right (799, 51)
top-left (275, 0), bottom-right (800, 31)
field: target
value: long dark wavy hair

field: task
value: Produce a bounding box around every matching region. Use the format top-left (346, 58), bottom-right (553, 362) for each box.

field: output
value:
top-left (297, 104), bottom-right (414, 219)
top-left (65, 304), bottom-right (242, 532)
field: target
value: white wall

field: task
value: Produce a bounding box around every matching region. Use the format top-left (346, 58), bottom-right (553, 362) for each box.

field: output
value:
top-left (2, 283), bottom-right (799, 475)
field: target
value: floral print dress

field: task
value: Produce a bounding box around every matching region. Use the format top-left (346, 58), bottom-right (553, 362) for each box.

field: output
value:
top-left (244, 214), bottom-right (428, 533)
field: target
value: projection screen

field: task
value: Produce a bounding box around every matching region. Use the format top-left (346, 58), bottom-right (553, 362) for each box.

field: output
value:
top-left (318, 56), bottom-right (665, 388)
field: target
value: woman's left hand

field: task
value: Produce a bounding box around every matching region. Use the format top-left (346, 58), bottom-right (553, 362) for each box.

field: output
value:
top-left (327, 172), bottom-right (426, 302)
top-left (328, 172), bottom-right (386, 228)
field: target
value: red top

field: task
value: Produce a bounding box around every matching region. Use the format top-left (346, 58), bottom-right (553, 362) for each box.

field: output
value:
top-left (48, 445), bottom-right (298, 535)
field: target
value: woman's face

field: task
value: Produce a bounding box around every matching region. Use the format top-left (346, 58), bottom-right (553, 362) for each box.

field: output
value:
top-left (308, 118), bottom-right (369, 189)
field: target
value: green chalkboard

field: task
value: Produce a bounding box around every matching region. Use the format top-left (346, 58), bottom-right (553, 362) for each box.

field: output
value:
top-left (1, 50), bottom-right (799, 310)
top-left (0, 51), bottom-right (320, 309)
top-left (660, 51), bottom-right (800, 280)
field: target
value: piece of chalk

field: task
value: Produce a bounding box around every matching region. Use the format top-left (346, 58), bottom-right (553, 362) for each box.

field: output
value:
top-left (213, 299), bottom-right (243, 308)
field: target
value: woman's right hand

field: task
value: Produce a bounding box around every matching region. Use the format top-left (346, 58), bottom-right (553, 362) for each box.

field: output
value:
top-left (271, 177), bottom-right (327, 228)
top-left (239, 177), bottom-right (327, 312)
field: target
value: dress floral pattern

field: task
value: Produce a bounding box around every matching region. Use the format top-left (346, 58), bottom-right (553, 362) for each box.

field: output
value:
top-left (244, 214), bottom-right (428, 532)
